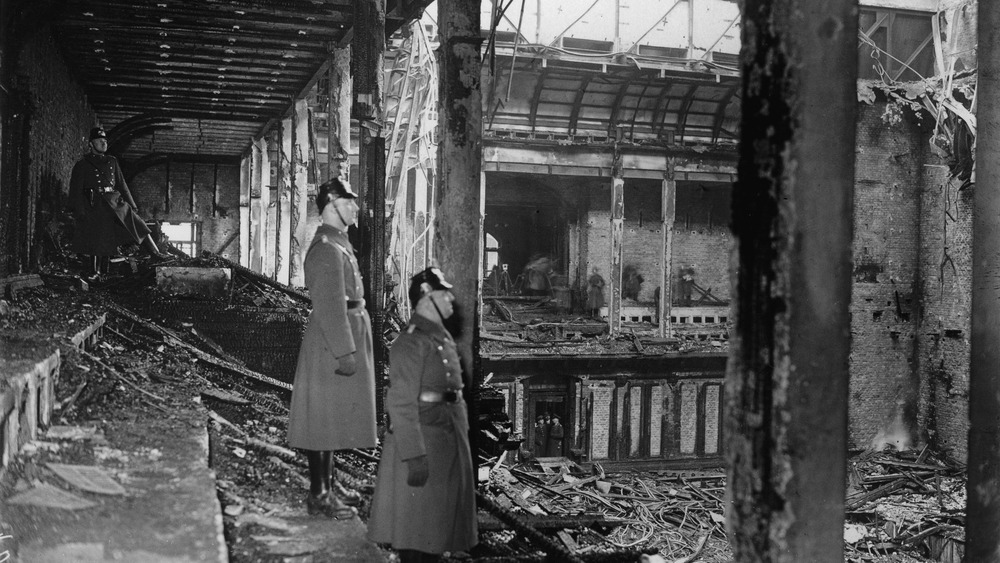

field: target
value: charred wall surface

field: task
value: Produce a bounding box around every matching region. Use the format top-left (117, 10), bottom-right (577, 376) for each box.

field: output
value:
top-left (584, 181), bottom-right (733, 305)
top-left (915, 139), bottom-right (972, 462)
top-left (130, 162), bottom-right (242, 261)
top-left (671, 182), bottom-right (733, 304)
top-left (8, 28), bottom-right (96, 274)
top-left (850, 99), bottom-right (971, 461)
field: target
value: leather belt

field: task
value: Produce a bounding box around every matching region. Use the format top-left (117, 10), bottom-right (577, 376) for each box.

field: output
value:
top-left (347, 298), bottom-right (365, 309)
top-left (419, 390), bottom-right (459, 403)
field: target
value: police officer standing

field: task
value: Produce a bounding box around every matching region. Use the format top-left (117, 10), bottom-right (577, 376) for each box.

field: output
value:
top-left (287, 178), bottom-right (376, 519)
top-left (368, 267), bottom-right (478, 562)
top-left (68, 126), bottom-right (169, 277)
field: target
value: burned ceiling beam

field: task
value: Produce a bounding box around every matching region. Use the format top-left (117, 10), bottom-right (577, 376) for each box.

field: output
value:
top-left (49, 0), bottom-right (435, 158)
top-left (89, 101), bottom-right (271, 120)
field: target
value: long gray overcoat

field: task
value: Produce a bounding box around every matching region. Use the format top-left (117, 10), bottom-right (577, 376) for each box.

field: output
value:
top-left (287, 224), bottom-right (377, 451)
top-left (68, 152), bottom-right (151, 256)
top-left (367, 314), bottom-right (478, 553)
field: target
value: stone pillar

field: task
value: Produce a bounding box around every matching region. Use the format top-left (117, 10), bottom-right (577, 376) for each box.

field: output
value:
top-left (254, 137), bottom-right (272, 277)
top-left (353, 0), bottom-right (387, 415)
top-left (291, 98), bottom-right (310, 287)
top-left (288, 103), bottom-right (300, 286)
top-left (436, 0), bottom-right (482, 466)
top-left (658, 159), bottom-right (677, 337)
top-left (966, 1), bottom-right (1000, 559)
top-left (276, 117), bottom-right (292, 285)
top-left (725, 1), bottom-right (857, 561)
top-left (239, 152), bottom-right (251, 267)
top-left (609, 151), bottom-right (624, 335)
top-left (327, 47), bottom-right (352, 182)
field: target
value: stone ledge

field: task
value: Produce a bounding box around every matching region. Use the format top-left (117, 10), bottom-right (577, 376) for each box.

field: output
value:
top-left (0, 315), bottom-right (105, 469)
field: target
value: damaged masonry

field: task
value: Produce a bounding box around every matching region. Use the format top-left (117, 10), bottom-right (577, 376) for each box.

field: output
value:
top-left (0, 0), bottom-right (996, 562)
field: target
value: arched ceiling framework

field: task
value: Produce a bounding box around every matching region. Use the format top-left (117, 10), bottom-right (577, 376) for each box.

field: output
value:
top-left (486, 48), bottom-right (741, 146)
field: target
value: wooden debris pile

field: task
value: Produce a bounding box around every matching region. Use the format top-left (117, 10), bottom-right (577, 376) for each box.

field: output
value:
top-left (479, 457), bottom-right (728, 561)
top-left (844, 448), bottom-right (965, 563)
top-left (481, 298), bottom-right (726, 357)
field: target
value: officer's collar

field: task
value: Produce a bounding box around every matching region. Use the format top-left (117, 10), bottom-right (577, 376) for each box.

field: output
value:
top-left (316, 223), bottom-right (347, 237)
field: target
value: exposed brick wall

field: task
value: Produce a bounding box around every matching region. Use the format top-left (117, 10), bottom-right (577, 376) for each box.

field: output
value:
top-left (849, 101), bottom-right (926, 450)
top-left (672, 229), bottom-right (733, 304)
top-left (917, 167), bottom-right (972, 461)
top-left (849, 100), bottom-right (971, 461)
top-left (629, 385), bottom-right (642, 455)
top-left (704, 384), bottom-right (720, 454)
top-left (680, 383), bottom-right (698, 454)
top-left (590, 384), bottom-right (612, 459)
top-left (650, 385), bottom-right (663, 456)
top-left (583, 182), bottom-right (733, 305)
top-left (129, 162), bottom-right (242, 261)
top-left (15, 28), bottom-right (96, 270)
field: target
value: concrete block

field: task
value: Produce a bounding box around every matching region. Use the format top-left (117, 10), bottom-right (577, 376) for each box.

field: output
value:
top-left (1, 274), bottom-right (44, 300)
top-left (156, 266), bottom-right (232, 298)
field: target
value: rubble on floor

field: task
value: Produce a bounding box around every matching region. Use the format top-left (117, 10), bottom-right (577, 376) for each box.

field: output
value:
top-left (844, 448), bottom-right (965, 563)
top-left (1, 261), bottom-right (970, 563)
top-left (476, 456), bottom-right (728, 561)
top-left (481, 297), bottom-right (728, 358)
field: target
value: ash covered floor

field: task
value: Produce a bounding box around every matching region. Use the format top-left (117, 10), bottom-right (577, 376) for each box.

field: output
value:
top-left (0, 255), bottom-right (967, 562)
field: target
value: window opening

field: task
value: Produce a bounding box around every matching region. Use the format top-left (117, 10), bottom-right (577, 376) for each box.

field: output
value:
top-left (161, 222), bottom-right (199, 256)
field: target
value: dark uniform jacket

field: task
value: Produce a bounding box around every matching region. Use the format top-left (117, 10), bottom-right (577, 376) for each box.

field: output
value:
top-left (68, 152), bottom-right (150, 256)
top-left (367, 314), bottom-right (478, 553)
top-left (287, 224), bottom-right (377, 450)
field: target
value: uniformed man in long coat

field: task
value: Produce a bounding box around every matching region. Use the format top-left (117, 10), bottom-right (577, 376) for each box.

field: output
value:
top-left (68, 127), bottom-right (168, 276)
top-left (368, 267), bottom-right (478, 562)
top-left (287, 178), bottom-right (376, 519)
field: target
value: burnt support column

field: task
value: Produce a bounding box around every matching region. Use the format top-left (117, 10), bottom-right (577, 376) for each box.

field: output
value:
top-left (291, 99), bottom-right (310, 286)
top-left (353, 0), bottom-right (387, 415)
top-left (254, 137), bottom-right (272, 276)
top-left (327, 47), bottom-right (352, 182)
top-left (966, 1), bottom-right (1000, 559)
top-left (277, 118), bottom-right (293, 285)
top-left (239, 152), bottom-right (251, 266)
top-left (725, 1), bottom-right (857, 562)
top-left (436, 0), bottom-right (482, 467)
top-left (275, 123), bottom-right (289, 283)
top-left (658, 159), bottom-right (677, 337)
top-left (609, 150), bottom-right (624, 335)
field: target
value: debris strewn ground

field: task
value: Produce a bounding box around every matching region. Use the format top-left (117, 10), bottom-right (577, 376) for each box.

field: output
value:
top-left (0, 261), bottom-right (970, 562)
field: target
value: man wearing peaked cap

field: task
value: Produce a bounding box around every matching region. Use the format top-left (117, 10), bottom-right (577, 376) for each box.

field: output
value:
top-left (68, 126), bottom-right (170, 278)
top-left (321, 176), bottom-right (359, 199)
top-left (407, 266), bottom-right (452, 305)
top-left (368, 266), bottom-right (477, 562)
top-left (287, 177), bottom-right (374, 520)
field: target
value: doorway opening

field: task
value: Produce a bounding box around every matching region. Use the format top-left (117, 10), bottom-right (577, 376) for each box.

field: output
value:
top-left (529, 395), bottom-right (568, 458)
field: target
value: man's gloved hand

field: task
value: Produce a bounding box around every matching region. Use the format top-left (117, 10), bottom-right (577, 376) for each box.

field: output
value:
top-left (335, 352), bottom-right (357, 376)
top-left (406, 455), bottom-right (429, 487)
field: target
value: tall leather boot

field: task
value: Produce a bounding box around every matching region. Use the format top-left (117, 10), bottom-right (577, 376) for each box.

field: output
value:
top-left (304, 450), bottom-right (355, 519)
top-left (324, 452), bottom-right (360, 506)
